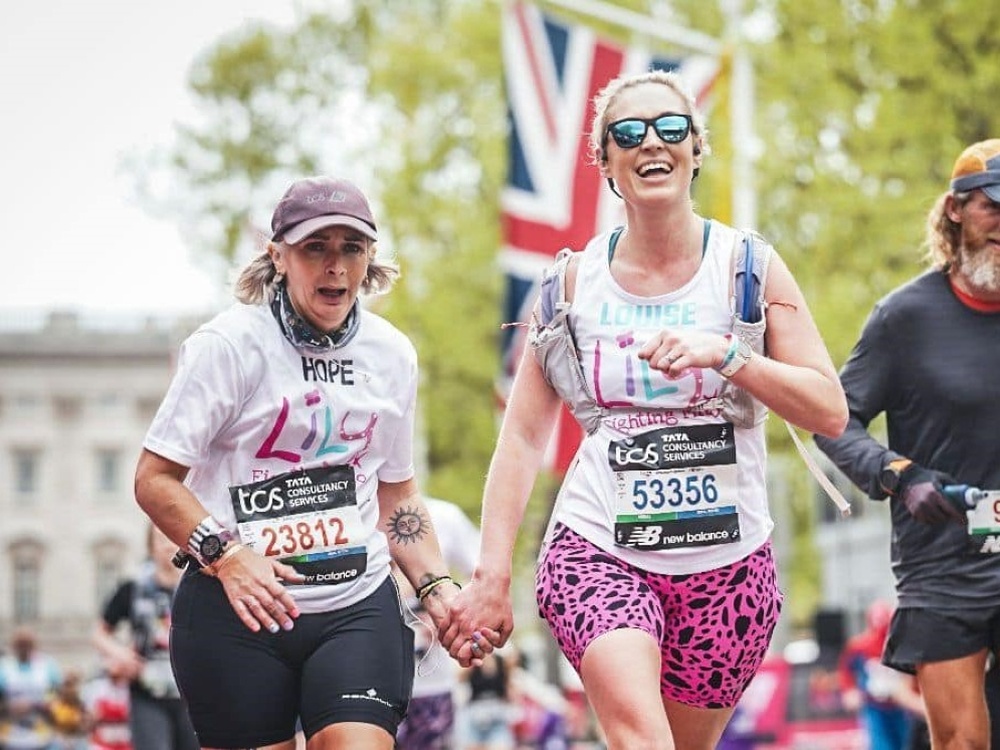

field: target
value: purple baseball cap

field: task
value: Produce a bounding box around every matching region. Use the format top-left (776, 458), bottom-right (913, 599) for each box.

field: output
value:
top-left (270, 176), bottom-right (378, 244)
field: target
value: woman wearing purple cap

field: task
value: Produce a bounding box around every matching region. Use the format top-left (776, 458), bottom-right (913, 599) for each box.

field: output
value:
top-left (134, 176), bottom-right (498, 749)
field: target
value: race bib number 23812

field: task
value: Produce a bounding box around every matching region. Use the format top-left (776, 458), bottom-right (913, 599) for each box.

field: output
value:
top-left (229, 465), bottom-right (367, 585)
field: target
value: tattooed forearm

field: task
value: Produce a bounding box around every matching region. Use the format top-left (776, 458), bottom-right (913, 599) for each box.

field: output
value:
top-left (386, 505), bottom-right (429, 545)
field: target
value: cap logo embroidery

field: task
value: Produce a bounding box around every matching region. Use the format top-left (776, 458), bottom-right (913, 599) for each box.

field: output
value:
top-left (303, 191), bottom-right (349, 205)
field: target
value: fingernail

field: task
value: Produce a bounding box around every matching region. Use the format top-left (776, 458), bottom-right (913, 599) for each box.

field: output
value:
top-left (283, 620), bottom-right (294, 631)
top-left (472, 632), bottom-right (482, 642)
top-left (269, 623), bottom-right (280, 634)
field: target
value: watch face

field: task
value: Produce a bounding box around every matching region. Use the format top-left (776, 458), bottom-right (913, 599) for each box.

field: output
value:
top-left (201, 534), bottom-right (224, 562)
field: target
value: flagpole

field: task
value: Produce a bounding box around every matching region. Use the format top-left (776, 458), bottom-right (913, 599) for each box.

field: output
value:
top-left (721, 0), bottom-right (757, 229)
top-left (542, 0), bottom-right (722, 55)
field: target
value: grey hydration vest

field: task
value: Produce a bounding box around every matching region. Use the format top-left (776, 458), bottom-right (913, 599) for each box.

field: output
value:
top-left (527, 228), bottom-right (772, 435)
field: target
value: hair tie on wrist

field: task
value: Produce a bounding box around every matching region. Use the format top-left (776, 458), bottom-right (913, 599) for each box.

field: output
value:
top-left (208, 543), bottom-right (245, 576)
top-left (417, 575), bottom-right (459, 601)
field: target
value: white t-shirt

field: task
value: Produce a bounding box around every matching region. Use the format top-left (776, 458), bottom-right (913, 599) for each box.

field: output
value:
top-left (144, 302), bottom-right (418, 613)
top-left (554, 221), bottom-right (773, 575)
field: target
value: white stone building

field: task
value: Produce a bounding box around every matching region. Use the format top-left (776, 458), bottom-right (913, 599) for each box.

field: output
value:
top-left (0, 310), bottom-right (204, 670)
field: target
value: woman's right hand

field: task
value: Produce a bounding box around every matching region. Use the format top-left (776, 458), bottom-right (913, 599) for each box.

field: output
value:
top-left (210, 545), bottom-right (305, 633)
top-left (108, 646), bottom-right (145, 682)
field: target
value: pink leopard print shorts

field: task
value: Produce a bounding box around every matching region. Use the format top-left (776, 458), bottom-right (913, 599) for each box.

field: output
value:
top-left (536, 524), bottom-right (782, 709)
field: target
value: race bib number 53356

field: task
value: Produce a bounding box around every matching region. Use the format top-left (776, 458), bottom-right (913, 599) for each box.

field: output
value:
top-left (610, 423), bottom-right (741, 550)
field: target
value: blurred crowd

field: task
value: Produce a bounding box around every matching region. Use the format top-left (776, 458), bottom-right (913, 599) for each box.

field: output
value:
top-left (0, 624), bottom-right (605, 750)
top-left (7, 599), bottom-right (1000, 750)
top-left (0, 627), bottom-right (130, 750)
top-left (718, 601), bottom-right (1000, 750)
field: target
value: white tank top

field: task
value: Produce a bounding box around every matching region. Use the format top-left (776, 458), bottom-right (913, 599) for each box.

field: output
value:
top-left (553, 221), bottom-right (773, 575)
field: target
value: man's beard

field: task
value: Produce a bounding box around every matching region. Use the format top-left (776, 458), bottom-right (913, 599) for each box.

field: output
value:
top-left (958, 241), bottom-right (1000, 294)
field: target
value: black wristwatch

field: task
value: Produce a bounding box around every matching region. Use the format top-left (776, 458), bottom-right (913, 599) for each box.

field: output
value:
top-left (200, 533), bottom-right (234, 565)
top-left (187, 518), bottom-right (235, 566)
top-left (879, 458), bottom-right (913, 496)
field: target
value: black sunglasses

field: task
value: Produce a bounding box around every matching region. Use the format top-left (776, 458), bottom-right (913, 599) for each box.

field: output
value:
top-left (605, 113), bottom-right (693, 149)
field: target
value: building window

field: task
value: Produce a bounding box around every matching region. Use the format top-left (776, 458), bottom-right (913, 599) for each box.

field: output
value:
top-left (10, 545), bottom-right (42, 623)
top-left (98, 393), bottom-right (120, 409)
top-left (13, 449), bottom-right (40, 497)
top-left (96, 449), bottom-right (121, 493)
top-left (95, 555), bottom-right (122, 610)
top-left (93, 537), bottom-right (128, 609)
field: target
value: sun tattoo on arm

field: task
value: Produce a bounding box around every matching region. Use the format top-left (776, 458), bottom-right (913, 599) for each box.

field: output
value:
top-left (386, 505), bottom-right (428, 545)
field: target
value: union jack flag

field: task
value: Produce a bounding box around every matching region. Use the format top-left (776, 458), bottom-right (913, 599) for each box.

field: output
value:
top-left (499, 1), bottom-right (721, 474)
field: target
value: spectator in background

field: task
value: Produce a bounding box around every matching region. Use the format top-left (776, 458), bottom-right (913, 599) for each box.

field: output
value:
top-left (47, 669), bottom-right (90, 750)
top-left (838, 600), bottom-right (924, 750)
top-left (462, 649), bottom-right (517, 750)
top-left (0, 627), bottom-right (61, 750)
top-left (80, 665), bottom-right (132, 750)
top-left (92, 523), bottom-right (198, 750)
top-left (395, 497), bottom-right (481, 750)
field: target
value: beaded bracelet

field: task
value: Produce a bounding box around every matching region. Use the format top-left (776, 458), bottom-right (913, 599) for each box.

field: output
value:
top-left (417, 575), bottom-right (460, 601)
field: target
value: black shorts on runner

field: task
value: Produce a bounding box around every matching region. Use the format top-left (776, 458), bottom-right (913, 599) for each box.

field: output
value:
top-left (171, 571), bottom-right (414, 748)
top-left (883, 605), bottom-right (1000, 675)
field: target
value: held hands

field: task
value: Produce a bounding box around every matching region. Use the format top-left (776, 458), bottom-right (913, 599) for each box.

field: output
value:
top-left (638, 330), bottom-right (730, 377)
top-left (211, 545), bottom-right (305, 633)
top-left (897, 464), bottom-right (965, 524)
top-left (439, 575), bottom-right (513, 669)
top-left (419, 578), bottom-right (503, 668)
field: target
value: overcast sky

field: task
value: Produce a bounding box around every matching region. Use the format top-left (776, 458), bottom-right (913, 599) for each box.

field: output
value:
top-left (0, 0), bottom-right (300, 320)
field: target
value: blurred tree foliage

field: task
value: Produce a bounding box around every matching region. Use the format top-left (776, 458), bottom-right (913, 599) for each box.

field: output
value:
top-left (144, 0), bottom-right (999, 626)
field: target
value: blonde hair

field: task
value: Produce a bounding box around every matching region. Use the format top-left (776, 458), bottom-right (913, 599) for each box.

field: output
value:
top-left (234, 242), bottom-right (400, 305)
top-left (923, 190), bottom-right (972, 271)
top-left (588, 69), bottom-right (710, 166)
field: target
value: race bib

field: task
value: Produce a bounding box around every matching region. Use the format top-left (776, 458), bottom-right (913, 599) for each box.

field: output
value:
top-left (611, 423), bottom-right (741, 551)
top-left (966, 491), bottom-right (1000, 555)
top-left (230, 465), bottom-right (367, 585)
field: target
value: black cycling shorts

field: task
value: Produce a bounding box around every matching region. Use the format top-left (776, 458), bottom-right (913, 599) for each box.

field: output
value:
top-left (171, 571), bottom-right (414, 748)
top-left (883, 605), bottom-right (1000, 674)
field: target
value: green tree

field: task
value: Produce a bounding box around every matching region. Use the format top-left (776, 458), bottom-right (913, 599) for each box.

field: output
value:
top-left (362, 2), bottom-right (506, 505)
top-left (757, 0), bottom-right (1000, 361)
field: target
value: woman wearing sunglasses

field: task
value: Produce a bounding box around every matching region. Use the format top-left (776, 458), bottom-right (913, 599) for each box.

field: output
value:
top-left (442, 70), bottom-right (847, 749)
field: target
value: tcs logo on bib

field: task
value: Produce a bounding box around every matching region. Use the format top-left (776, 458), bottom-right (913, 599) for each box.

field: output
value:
top-left (235, 486), bottom-right (285, 515)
